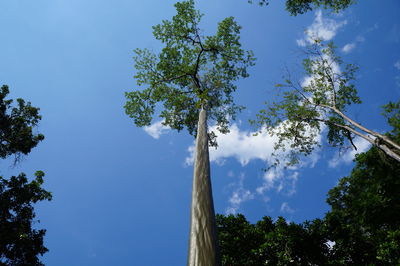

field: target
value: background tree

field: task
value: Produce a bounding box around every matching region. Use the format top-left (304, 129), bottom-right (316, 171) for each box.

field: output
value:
top-left (0, 85), bottom-right (51, 265)
top-left (124, 1), bottom-right (254, 265)
top-left (253, 41), bottom-right (400, 165)
top-left (217, 101), bottom-right (400, 265)
top-left (0, 172), bottom-right (52, 266)
top-left (324, 101), bottom-right (400, 265)
top-left (0, 85), bottom-right (44, 163)
top-left (217, 214), bottom-right (329, 265)
top-left (248, 0), bottom-right (356, 15)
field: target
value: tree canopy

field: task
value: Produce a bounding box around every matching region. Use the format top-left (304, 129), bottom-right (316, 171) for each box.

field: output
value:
top-left (217, 147), bottom-right (400, 265)
top-left (323, 105), bottom-right (400, 265)
top-left (0, 85), bottom-right (44, 162)
top-left (0, 172), bottom-right (52, 266)
top-left (248, 0), bottom-right (356, 15)
top-left (0, 85), bottom-right (51, 265)
top-left (124, 0), bottom-right (255, 138)
top-left (217, 214), bottom-right (329, 265)
top-left (218, 103), bottom-right (400, 265)
top-left (253, 41), bottom-right (400, 165)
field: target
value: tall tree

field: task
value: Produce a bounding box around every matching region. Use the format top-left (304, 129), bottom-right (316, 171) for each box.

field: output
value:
top-left (324, 101), bottom-right (400, 265)
top-left (253, 41), bottom-right (400, 165)
top-left (124, 1), bottom-right (254, 265)
top-left (0, 85), bottom-right (51, 265)
top-left (217, 102), bottom-right (400, 265)
top-left (248, 0), bottom-right (356, 15)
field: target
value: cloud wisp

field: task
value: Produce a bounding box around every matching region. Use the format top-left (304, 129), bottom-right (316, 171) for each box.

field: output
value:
top-left (225, 173), bottom-right (254, 215)
top-left (280, 202), bottom-right (295, 214)
top-left (186, 124), bottom-right (277, 166)
top-left (143, 120), bottom-right (170, 139)
top-left (185, 122), bottom-right (322, 203)
top-left (297, 10), bottom-right (347, 46)
top-left (341, 23), bottom-right (378, 54)
top-left (395, 60), bottom-right (400, 88)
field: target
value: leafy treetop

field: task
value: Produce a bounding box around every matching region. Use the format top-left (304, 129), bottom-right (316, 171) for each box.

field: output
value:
top-left (0, 85), bottom-right (51, 265)
top-left (248, 0), bottom-right (356, 16)
top-left (253, 41), bottom-right (400, 165)
top-left (0, 85), bottom-right (44, 162)
top-left (125, 0), bottom-right (255, 137)
top-left (0, 171), bottom-right (52, 266)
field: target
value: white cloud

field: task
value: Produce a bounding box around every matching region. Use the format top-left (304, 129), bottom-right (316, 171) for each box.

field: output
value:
top-left (340, 23), bottom-right (378, 54)
top-left (395, 60), bottom-right (400, 87)
top-left (225, 173), bottom-right (254, 215)
top-left (185, 122), bottom-right (322, 202)
top-left (297, 10), bottom-right (347, 46)
top-left (396, 76), bottom-right (400, 88)
top-left (328, 136), bottom-right (371, 167)
top-left (143, 120), bottom-right (170, 139)
top-left (185, 124), bottom-right (278, 166)
top-left (366, 23), bottom-right (379, 33)
top-left (296, 39), bottom-right (307, 47)
top-left (394, 60), bottom-right (400, 70)
top-left (280, 202), bottom-right (295, 214)
top-left (185, 122), bottom-right (322, 167)
top-left (341, 35), bottom-right (366, 54)
top-left (257, 169), bottom-right (300, 197)
top-left (342, 43), bottom-right (356, 53)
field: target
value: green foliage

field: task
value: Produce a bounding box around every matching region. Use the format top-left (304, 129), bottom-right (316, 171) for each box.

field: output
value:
top-left (217, 214), bottom-right (329, 265)
top-left (125, 0), bottom-right (254, 137)
top-left (0, 172), bottom-right (52, 266)
top-left (217, 214), bottom-right (261, 265)
top-left (248, 0), bottom-right (355, 15)
top-left (253, 41), bottom-right (365, 165)
top-left (0, 85), bottom-right (44, 162)
top-left (218, 115), bottom-right (400, 264)
top-left (285, 0), bottom-right (355, 15)
top-left (0, 85), bottom-right (51, 265)
top-left (376, 229), bottom-right (400, 265)
top-left (382, 101), bottom-right (400, 139)
top-left (325, 139), bottom-right (400, 264)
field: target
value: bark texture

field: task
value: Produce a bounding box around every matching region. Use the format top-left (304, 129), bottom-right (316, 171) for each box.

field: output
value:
top-left (187, 108), bottom-right (220, 266)
top-left (322, 105), bottom-right (400, 162)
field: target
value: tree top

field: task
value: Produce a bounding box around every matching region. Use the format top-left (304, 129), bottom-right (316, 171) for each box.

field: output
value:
top-left (124, 0), bottom-right (255, 137)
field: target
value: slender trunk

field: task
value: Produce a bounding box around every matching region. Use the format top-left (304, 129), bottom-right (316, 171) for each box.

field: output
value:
top-left (187, 107), bottom-right (220, 266)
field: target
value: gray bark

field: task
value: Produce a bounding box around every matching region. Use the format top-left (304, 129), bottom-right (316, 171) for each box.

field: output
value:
top-left (330, 107), bottom-right (400, 162)
top-left (187, 107), bottom-right (220, 266)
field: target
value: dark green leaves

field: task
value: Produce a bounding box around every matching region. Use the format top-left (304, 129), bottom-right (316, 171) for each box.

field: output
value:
top-left (125, 0), bottom-right (254, 137)
top-left (324, 143), bottom-right (400, 264)
top-left (0, 172), bottom-right (52, 266)
top-left (0, 85), bottom-right (44, 162)
top-left (0, 85), bottom-right (51, 265)
top-left (217, 214), bottom-right (330, 265)
top-left (382, 101), bottom-right (400, 138)
top-left (248, 0), bottom-right (356, 16)
top-left (218, 126), bottom-right (400, 264)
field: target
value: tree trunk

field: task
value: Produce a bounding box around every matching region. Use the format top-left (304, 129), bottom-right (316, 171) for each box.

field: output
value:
top-left (317, 105), bottom-right (400, 162)
top-left (187, 107), bottom-right (220, 266)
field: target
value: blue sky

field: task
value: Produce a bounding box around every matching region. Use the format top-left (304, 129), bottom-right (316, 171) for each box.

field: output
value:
top-left (0, 0), bottom-right (399, 265)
